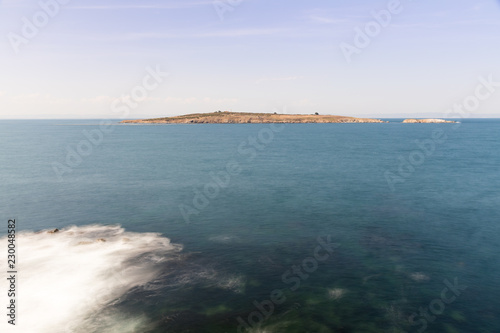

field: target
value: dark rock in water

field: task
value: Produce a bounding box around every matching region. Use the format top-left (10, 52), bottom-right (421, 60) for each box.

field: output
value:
top-left (158, 310), bottom-right (208, 331)
top-left (48, 228), bottom-right (59, 234)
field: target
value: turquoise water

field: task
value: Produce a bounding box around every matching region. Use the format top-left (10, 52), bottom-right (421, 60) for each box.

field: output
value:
top-left (1, 119), bottom-right (499, 332)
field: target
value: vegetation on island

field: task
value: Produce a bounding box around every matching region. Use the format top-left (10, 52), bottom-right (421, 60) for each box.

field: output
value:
top-left (121, 111), bottom-right (386, 124)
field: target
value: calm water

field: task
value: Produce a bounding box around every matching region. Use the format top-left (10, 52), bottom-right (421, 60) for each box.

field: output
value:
top-left (1, 119), bottom-right (499, 332)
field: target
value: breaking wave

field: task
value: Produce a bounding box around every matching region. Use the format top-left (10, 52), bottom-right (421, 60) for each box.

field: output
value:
top-left (0, 224), bottom-right (182, 333)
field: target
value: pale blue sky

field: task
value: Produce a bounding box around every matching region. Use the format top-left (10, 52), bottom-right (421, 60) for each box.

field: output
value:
top-left (1, 0), bottom-right (499, 118)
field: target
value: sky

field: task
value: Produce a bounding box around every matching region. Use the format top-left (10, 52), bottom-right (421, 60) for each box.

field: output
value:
top-left (0, 0), bottom-right (499, 119)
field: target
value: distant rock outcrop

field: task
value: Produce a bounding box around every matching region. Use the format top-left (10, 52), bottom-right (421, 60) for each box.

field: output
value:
top-left (402, 118), bottom-right (457, 123)
top-left (121, 111), bottom-right (387, 124)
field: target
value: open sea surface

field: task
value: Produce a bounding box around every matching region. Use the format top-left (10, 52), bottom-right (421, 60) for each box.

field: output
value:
top-left (1, 119), bottom-right (499, 332)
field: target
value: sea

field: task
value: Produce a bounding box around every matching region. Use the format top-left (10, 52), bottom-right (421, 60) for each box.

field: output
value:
top-left (0, 119), bottom-right (499, 333)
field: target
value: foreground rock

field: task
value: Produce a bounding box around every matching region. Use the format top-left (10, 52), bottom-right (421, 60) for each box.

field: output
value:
top-left (402, 118), bottom-right (457, 123)
top-left (121, 112), bottom-right (386, 124)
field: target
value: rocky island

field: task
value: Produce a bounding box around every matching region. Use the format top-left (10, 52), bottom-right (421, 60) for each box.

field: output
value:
top-left (402, 118), bottom-right (457, 123)
top-left (121, 112), bottom-right (386, 124)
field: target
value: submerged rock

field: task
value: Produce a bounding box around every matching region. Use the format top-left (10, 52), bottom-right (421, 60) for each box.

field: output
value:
top-left (409, 272), bottom-right (430, 282)
top-left (327, 288), bottom-right (346, 300)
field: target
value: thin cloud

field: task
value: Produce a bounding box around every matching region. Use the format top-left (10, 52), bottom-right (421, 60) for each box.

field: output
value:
top-left (307, 15), bottom-right (352, 25)
top-left (116, 28), bottom-right (288, 40)
top-left (75, 26), bottom-right (288, 42)
top-left (68, 1), bottom-right (214, 10)
top-left (255, 76), bottom-right (302, 84)
top-left (392, 19), bottom-right (500, 29)
top-left (198, 28), bottom-right (286, 38)
top-left (123, 32), bottom-right (182, 40)
top-left (2, 93), bottom-right (72, 105)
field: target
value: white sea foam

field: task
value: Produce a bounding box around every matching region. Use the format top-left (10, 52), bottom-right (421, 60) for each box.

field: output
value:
top-left (158, 265), bottom-right (246, 294)
top-left (0, 224), bottom-right (182, 333)
top-left (208, 234), bottom-right (242, 243)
